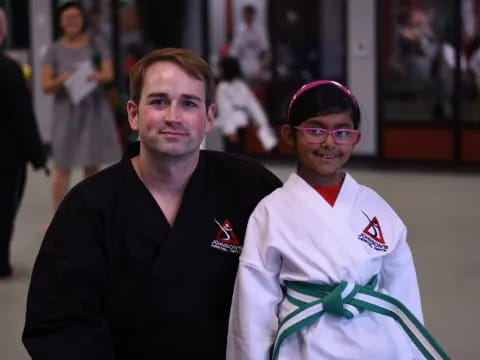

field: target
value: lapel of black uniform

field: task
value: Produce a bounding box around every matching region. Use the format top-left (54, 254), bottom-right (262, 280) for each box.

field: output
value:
top-left (148, 151), bottom-right (208, 276)
top-left (122, 143), bottom-right (171, 259)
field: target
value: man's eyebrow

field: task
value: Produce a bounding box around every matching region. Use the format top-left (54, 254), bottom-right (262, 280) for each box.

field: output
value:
top-left (145, 93), bottom-right (202, 102)
top-left (146, 92), bottom-right (168, 99)
top-left (181, 94), bottom-right (202, 102)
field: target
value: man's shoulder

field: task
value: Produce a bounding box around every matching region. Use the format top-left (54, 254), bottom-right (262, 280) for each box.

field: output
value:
top-left (65, 160), bottom-right (126, 202)
top-left (201, 150), bottom-right (282, 186)
top-left (202, 150), bottom-right (271, 173)
top-left (0, 53), bottom-right (22, 78)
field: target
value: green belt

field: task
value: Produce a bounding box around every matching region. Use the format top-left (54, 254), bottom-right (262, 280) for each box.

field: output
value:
top-left (272, 276), bottom-right (450, 360)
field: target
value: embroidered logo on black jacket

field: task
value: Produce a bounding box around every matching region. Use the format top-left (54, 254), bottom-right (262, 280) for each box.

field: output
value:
top-left (211, 217), bottom-right (243, 254)
top-left (358, 211), bottom-right (389, 251)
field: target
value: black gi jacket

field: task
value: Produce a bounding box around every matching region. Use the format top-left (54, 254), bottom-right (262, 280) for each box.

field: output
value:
top-left (23, 143), bottom-right (282, 359)
top-left (0, 51), bottom-right (46, 169)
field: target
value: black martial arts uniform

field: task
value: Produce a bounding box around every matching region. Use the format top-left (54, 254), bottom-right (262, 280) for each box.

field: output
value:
top-left (0, 52), bottom-right (46, 277)
top-left (23, 142), bottom-right (282, 359)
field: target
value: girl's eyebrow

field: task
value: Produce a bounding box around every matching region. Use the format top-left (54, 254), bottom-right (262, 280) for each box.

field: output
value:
top-left (303, 120), bottom-right (354, 129)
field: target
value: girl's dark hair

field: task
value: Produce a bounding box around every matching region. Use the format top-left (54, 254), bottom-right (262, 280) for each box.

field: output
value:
top-left (57, 1), bottom-right (88, 33)
top-left (219, 56), bottom-right (243, 81)
top-left (287, 80), bottom-right (360, 129)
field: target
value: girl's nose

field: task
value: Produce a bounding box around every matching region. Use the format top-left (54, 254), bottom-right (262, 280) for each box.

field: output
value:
top-left (321, 132), bottom-right (336, 147)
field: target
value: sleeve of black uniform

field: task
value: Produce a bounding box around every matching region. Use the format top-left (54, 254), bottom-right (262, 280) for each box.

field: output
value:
top-left (258, 164), bottom-right (283, 195)
top-left (22, 187), bottom-right (115, 360)
top-left (7, 61), bottom-right (46, 169)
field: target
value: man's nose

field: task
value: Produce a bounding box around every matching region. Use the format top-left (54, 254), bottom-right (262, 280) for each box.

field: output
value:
top-left (164, 103), bottom-right (181, 122)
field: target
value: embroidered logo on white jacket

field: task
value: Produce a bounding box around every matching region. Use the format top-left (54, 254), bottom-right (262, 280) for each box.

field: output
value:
top-left (358, 211), bottom-right (389, 251)
top-left (211, 217), bottom-right (242, 254)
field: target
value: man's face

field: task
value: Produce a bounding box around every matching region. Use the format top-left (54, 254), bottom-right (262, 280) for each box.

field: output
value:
top-left (127, 61), bottom-right (215, 159)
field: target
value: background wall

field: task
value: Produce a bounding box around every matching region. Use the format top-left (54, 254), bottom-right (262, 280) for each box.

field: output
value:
top-left (347, 0), bottom-right (377, 156)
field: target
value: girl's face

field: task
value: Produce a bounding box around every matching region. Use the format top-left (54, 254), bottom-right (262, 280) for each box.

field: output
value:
top-left (282, 111), bottom-right (360, 187)
top-left (60, 7), bottom-right (84, 37)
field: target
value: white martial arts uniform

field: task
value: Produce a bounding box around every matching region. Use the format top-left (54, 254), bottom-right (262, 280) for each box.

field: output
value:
top-left (227, 172), bottom-right (424, 360)
top-left (216, 79), bottom-right (277, 151)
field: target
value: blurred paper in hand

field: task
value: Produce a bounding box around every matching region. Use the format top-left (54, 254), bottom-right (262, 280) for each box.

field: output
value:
top-left (64, 60), bottom-right (97, 105)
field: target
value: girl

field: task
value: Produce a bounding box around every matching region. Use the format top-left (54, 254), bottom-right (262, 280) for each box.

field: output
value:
top-left (226, 80), bottom-right (449, 359)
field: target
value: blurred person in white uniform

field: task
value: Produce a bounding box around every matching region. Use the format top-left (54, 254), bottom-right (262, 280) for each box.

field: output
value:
top-left (216, 56), bottom-right (277, 154)
top-left (229, 5), bottom-right (271, 83)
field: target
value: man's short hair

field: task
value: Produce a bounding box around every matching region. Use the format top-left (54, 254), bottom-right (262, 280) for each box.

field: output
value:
top-left (129, 48), bottom-right (215, 108)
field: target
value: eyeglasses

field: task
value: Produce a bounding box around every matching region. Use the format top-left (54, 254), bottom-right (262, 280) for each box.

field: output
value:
top-left (293, 127), bottom-right (360, 145)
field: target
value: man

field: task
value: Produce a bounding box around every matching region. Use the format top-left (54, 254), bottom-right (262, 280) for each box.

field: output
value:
top-left (0, 7), bottom-right (46, 279)
top-left (23, 48), bottom-right (282, 359)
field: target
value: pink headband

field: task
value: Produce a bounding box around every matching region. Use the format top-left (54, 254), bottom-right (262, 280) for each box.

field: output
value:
top-left (287, 80), bottom-right (358, 122)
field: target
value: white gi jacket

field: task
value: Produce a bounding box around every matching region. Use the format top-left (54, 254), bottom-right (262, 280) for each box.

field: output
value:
top-left (216, 79), bottom-right (277, 151)
top-left (227, 172), bottom-right (424, 360)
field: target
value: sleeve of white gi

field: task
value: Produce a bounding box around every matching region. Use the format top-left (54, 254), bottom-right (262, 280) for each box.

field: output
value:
top-left (380, 226), bottom-right (424, 323)
top-left (239, 82), bottom-right (278, 151)
top-left (216, 82), bottom-right (247, 135)
top-left (228, 27), bottom-right (243, 57)
top-left (226, 204), bottom-right (283, 360)
top-left (241, 82), bottom-right (269, 128)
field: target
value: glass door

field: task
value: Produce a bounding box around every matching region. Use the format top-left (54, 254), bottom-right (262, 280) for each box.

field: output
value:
top-left (379, 0), bottom-right (480, 164)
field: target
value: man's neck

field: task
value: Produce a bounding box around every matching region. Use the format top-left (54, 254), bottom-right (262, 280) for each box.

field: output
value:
top-left (133, 147), bottom-right (200, 195)
top-left (131, 147), bottom-right (200, 226)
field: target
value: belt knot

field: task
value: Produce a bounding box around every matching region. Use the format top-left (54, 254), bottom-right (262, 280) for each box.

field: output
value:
top-left (322, 281), bottom-right (357, 319)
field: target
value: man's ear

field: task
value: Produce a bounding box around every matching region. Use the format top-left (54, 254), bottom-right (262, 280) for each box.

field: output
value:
top-left (281, 124), bottom-right (296, 147)
top-left (205, 103), bottom-right (216, 134)
top-left (127, 100), bottom-right (139, 131)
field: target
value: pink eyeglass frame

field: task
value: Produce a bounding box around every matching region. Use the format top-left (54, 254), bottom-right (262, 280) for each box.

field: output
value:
top-left (287, 80), bottom-right (359, 122)
top-left (293, 126), bottom-right (361, 145)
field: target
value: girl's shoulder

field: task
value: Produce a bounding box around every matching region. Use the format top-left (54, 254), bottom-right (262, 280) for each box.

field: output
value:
top-left (356, 182), bottom-right (405, 226)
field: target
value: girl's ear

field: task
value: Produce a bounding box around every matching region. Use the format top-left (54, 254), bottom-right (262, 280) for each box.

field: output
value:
top-left (281, 124), bottom-right (296, 147)
top-left (354, 132), bottom-right (362, 145)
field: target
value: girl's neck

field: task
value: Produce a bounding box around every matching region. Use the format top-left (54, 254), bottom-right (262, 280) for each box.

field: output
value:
top-left (298, 169), bottom-right (345, 188)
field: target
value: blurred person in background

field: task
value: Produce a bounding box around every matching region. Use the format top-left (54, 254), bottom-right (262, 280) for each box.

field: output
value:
top-left (0, 7), bottom-right (47, 278)
top-left (42, 1), bottom-right (121, 215)
top-left (394, 8), bottom-right (438, 81)
top-left (216, 56), bottom-right (277, 154)
top-left (229, 4), bottom-right (271, 83)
